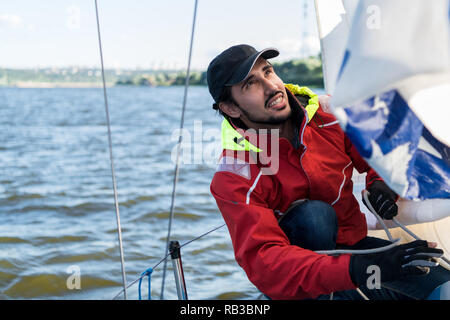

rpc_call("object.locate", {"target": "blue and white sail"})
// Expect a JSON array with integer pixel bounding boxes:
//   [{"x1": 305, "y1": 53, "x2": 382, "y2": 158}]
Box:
[{"x1": 316, "y1": 0, "x2": 450, "y2": 200}]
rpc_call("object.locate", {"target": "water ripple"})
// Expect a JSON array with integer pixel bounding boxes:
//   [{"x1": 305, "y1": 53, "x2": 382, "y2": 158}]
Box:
[{"x1": 0, "y1": 86, "x2": 287, "y2": 299}]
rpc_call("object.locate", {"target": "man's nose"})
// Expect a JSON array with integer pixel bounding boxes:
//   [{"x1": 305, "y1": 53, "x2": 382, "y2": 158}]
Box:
[{"x1": 261, "y1": 77, "x2": 278, "y2": 93}]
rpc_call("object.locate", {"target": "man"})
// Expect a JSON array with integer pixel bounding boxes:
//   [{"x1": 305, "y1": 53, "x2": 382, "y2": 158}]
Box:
[{"x1": 207, "y1": 44, "x2": 449, "y2": 300}]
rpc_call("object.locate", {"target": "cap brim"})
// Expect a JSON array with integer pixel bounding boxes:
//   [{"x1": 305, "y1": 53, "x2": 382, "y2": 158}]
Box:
[{"x1": 225, "y1": 48, "x2": 279, "y2": 86}]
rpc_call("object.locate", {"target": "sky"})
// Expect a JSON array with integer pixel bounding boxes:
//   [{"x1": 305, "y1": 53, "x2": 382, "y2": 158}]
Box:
[{"x1": 0, "y1": 0, "x2": 320, "y2": 70}]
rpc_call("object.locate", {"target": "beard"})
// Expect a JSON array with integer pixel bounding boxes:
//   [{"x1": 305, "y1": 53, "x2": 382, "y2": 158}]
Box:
[
  {"x1": 239, "y1": 90, "x2": 291, "y2": 125},
  {"x1": 239, "y1": 106, "x2": 292, "y2": 125}
]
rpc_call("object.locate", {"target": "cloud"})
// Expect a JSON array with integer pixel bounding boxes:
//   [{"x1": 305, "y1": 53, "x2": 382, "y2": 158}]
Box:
[{"x1": 0, "y1": 14, "x2": 24, "y2": 29}]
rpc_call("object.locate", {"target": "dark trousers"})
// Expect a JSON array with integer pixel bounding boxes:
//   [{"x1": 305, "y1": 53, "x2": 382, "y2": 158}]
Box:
[{"x1": 278, "y1": 200, "x2": 450, "y2": 300}]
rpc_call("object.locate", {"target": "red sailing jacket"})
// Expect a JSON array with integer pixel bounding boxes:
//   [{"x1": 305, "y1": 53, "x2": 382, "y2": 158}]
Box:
[{"x1": 210, "y1": 85, "x2": 382, "y2": 299}]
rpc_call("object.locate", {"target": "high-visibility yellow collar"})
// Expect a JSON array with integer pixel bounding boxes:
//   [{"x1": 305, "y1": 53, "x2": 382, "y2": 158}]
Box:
[
  {"x1": 284, "y1": 84, "x2": 319, "y2": 123},
  {"x1": 221, "y1": 84, "x2": 319, "y2": 151}
]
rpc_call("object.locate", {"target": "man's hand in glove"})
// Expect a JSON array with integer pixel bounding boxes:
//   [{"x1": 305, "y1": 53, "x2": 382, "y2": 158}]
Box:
[
  {"x1": 363, "y1": 180, "x2": 398, "y2": 220},
  {"x1": 349, "y1": 240, "x2": 443, "y2": 287}
]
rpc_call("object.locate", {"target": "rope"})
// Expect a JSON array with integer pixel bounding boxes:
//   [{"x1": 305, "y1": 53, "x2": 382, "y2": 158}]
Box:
[
  {"x1": 392, "y1": 217, "x2": 450, "y2": 266},
  {"x1": 315, "y1": 239, "x2": 401, "y2": 255},
  {"x1": 94, "y1": 0, "x2": 128, "y2": 299},
  {"x1": 159, "y1": 0, "x2": 199, "y2": 300},
  {"x1": 362, "y1": 190, "x2": 395, "y2": 242},
  {"x1": 316, "y1": 190, "x2": 401, "y2": 255},
  {"x1": 111, "y1": 223, "x2": 225, "y2": 300},
  {"x1": 138, "y1": 268, "x2": 153, "y2": 300},
  {"x1": 356, "y1": 288, "x2": 369, "y2": 300},
  {"x1": 364, "y1": 190, "x2": 450, "y2": 266}
]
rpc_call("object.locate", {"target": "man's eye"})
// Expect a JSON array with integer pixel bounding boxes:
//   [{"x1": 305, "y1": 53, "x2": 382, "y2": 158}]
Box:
[
  {"x1": 245, "y1": 80, "x2": 255, "y2": 88},
  {"x1": 265, "y1": 68, "x2": 273, "y2": 75}
]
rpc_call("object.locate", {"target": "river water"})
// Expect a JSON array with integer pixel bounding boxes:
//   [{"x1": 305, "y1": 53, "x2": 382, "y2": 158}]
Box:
[{"x1": 1, "y1": 85, "x2": 368, "y2": 300}]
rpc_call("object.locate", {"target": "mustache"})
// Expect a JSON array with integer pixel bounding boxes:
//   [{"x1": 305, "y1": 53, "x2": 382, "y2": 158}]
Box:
[{"x1": 265, "y1": 91, "x2": 284, "y2": 107}]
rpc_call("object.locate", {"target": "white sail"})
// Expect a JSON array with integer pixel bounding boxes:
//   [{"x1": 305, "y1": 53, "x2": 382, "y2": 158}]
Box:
[
  {"x1": 317, "y1": 0, "x2": 449, "y2": 200},
  {"x1": 314, "y1": 0, "x2": 450, "y2": 262},
  {"x1": 314, "y1": 0, "x2": 358, "y2": 94}
]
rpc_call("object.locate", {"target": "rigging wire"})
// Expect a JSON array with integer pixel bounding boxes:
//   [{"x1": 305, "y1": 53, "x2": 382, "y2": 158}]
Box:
[
  {"x1": 94, "y1": 0, "x2": 449, "y2": 301},
  {"x1": 94, "y1": 0, "x2": 128, "y2": 299},
  {"x1": 159, "y1": 0, "x2": 199, "y2": 300},
  {"x1": 112, "y1": 223, "x2": 226, "y2": 300}
]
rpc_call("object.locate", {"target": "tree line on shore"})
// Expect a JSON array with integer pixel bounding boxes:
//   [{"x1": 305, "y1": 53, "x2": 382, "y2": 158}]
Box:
[
  {"x1": 0, "y1": 55, "x2": 323, "y2": 88},
  {"x1": 115, "y1": 55, "x2": 324, "y2": 88}
]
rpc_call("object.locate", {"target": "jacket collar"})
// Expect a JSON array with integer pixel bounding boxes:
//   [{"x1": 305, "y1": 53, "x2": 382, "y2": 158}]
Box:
[{"x1": 221, "y1": 84, "x2": 319, "y2": 152}]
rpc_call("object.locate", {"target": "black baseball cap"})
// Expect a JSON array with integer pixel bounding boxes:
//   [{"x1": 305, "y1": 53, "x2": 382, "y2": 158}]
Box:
[{"x1": 207, "y1": 44, "x2": 279, "y2": 109}]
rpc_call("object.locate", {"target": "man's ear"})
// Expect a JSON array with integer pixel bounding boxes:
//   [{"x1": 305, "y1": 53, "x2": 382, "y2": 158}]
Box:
[{"x1": 218, "y1": 101, "x2": 241, "y2": 118}]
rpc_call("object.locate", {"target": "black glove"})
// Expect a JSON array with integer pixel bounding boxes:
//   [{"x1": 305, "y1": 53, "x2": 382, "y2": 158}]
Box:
[
  {"x1": 363, "y1": 180, "x2": 398, "y2": 219},
  {"x1": 349, "y1": 240, "x2": 443, "y2": 286}
]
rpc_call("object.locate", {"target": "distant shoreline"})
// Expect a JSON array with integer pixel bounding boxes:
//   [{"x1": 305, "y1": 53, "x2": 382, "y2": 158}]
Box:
[
  {"x1": 1, "y1": 81, "x2": 209, "y2": 88},
  {"x1": 0, "y1": 56, "x2": 324, "y2": 89},
  {"x1": 0, "y1": 82, "x2": 201, "y2": 88},
  {"x1": 1, "y1": 83, "x2": 324, "y2": 89},
  {"x1": 8, "y1": 82, "x2": 113, "y2": 88}
]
